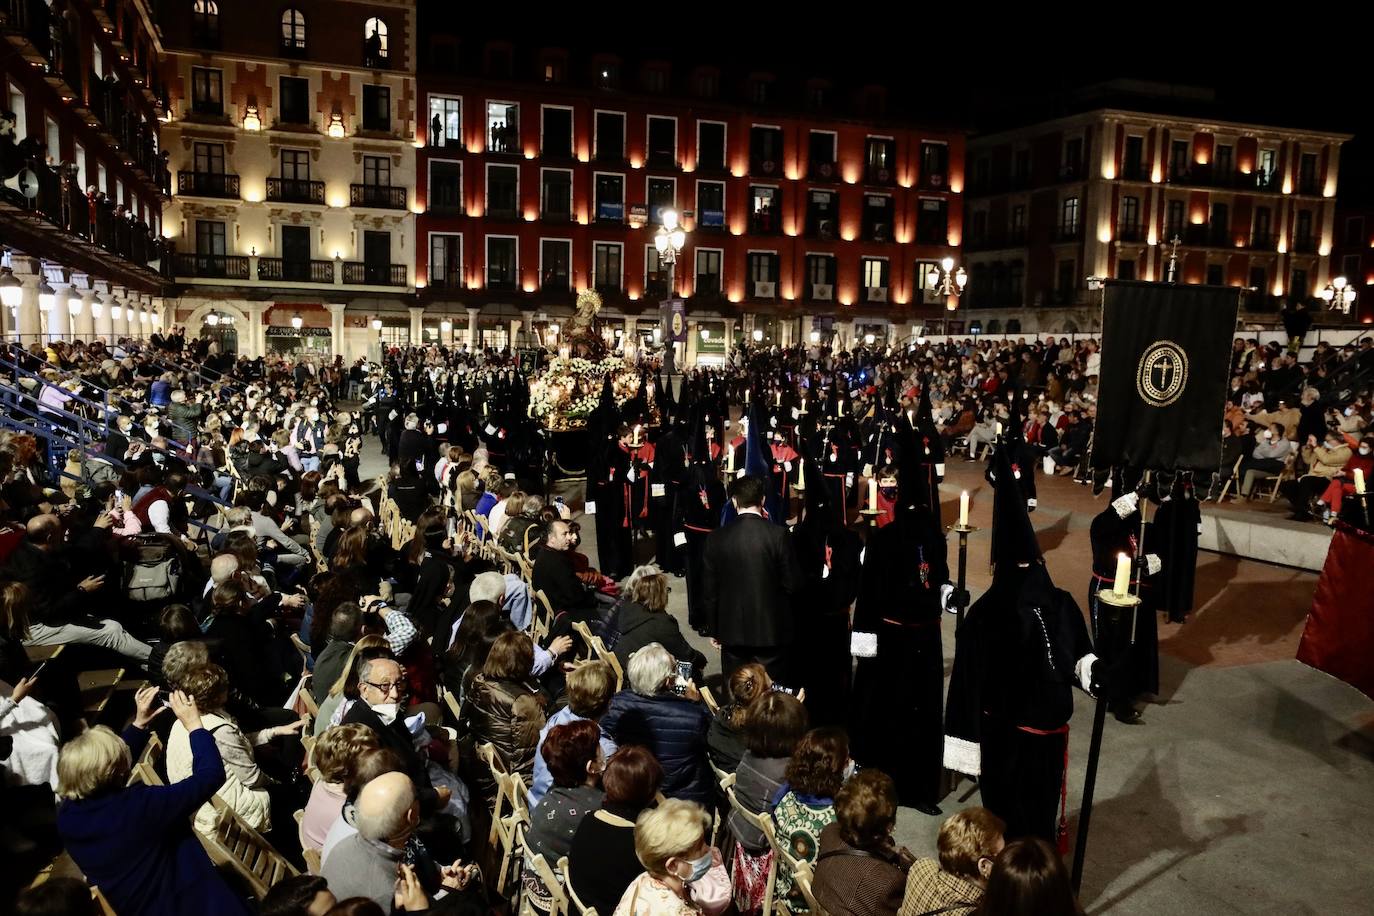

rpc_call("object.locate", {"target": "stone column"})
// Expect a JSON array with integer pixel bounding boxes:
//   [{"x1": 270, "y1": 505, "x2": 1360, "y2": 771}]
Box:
[
  {"x1": 47, "y1": 280, "x2": 72, "y2": 342},
  {"x1": 799, "y1": 314, "x2": 814, "y2": 347},
  {"x1": 466, "y1": 307, "x2": 479, "y2": 348},
  {"x1": 94, "y1": 281, "x2": 114, "y2": 344},
  {"x1": 722, "y1": 318, "x2": 735, "y2": 362},
  {"x1": 409, "y1": 305, "x2": 425, "y2": 347},
  {"x1": 12, "y1": 257, "x2": 42, "y2": 346},
  {"x1": 77, "y1": 285, "x2": 98, "y2": 340},
  {"x1": 328, "y1": 303, "x2": 347, "y2": 360},
  {"x1": 245, "y1": 302, "x2": 267, "y2": 358},
  {"x1": 522, "y1": 310, "x2": 536, "y2": 347}
]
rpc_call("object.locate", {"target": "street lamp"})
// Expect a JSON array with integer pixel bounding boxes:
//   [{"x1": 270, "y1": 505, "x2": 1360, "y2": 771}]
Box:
[
  {"x1": 206, "y1": 312, "x2": 220, "y2": 327},
  {"x1": 291, "y1": 312, "x2": 304, "y2": 330},
  {"x1": 654, "y1": 208, "x2": 688, "y2": 296},
  {"x1": 926, "y1": 256, "x2": 968, "y2": 311},
  {"x1": 752, "y1": 328, "x2": 763, "y2": 342},
  {"x1": 371, "y1": 317, "x2": 383, "y2": 331},
  {"x1": 1320, "y1": 275, "x2": 1357, "y2": 314},
  {"x1": 37, "y1": 279, "x2": 55, "y2": 311},
  {"x1": 0, "y1": 267, "x2": 21, "y2": 309}
]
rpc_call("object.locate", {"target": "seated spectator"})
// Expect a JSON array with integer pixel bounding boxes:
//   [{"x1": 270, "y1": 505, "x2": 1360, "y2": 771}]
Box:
[
  {"x1": 0, "y1": 671, "x2": 60, "y2": 790},
  {"x1": 315, "y1": 636, "x2": 388, "y2": 736},
  {"x1": 459, "y1": 630, "x2": 547, "y2": 795},
  {"x1": 601, "y1": 643, "x2": 713, "y2": 806},
  {"x1": 491, "y1": 487, "x2": 524, "y2": 542},
  {"x1": 611, "y1": 798, "x2": 729, "y2": 916},
  {"x1": 259, "y1": 874, "x2": 336, "y2": 916},
  {"x1": 608, "y1": 564, "x2": 707, "y2": 678},
  {"x1": 301, "y1": 724, "x2": 379, "y2": 853},
  {"x1": 530, "y1": 660, "x2": 619, "y2": 809},
  {"x1": 813, "y1": 770, "x2": 913, "y2": 916},
  {"x1": 319, "y1": 746, "x2": 405, "y2": 864},
  {"x1": 466, "y1": 568, "x2": 534, "y2": 634},
  {"x1": 532, "y1": 520, "x2": 599, "y2": 623},
  {"x1": 568, "y1": 746, "x2": 665, "y2": 914},
  {"x1": 1316, "y1": 435, "x2": 1374, "y2": 522},
  {"x1": 1237, "y1": 423, "x2": 1295, "y2": 498},
  {"x1": 522, "y1": 720, "x2": 608, "y2": 910},
  {"x1": 899, "y1": 807, "x2": 1005, "y2": 916},
  {"x1": 772, "y1": 727, "x2": 850, "y2": 912},
  {"x1": 1285, "y1": 430, "x2": 1353, "y2": 520},
  {"x1": 56, "y1": 687, "x2": 254, "y2": 916},
  {"x1": 205, "y1": 578, "x2": 293, "y2": 706},
  {"x1": 974, "y1": 837, "x2": 1083, "y2": 916},
  {"x1": 706, "y1": 663, "x2": 771, "y2": 774}
]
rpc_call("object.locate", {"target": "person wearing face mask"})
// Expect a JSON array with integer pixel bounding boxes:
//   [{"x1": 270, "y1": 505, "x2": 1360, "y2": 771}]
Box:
[
  {"x1": 613, "y1": 798, "x2": 729, "y2": 916},
  {"x1": 898, "y1": 807, "x2": 1006, "y2": 916},
  {"x1": 1284, "y1": 430, "x2": 1353, "y2": 521},
  {"x1": 1313, "y1": 436, "x2": 1374, "y2": 524}
]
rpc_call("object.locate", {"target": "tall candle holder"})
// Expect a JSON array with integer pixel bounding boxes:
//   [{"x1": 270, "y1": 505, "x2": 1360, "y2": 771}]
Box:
[{"x1": 946, "y1": 521, "x2": 980, "y2": 624}]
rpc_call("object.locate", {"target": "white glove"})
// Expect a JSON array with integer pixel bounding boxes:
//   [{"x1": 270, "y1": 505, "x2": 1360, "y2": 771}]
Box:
[
  {"x1": 850, "y1": 631, "x2": 877, "y2": 658},
  {"x1": 1111, "y1": 492, "x2": 1139, "y2": 519},
  {"x1": 935, "y1": 463, "x2": 946, "y2": 478},
  {"x1": 1145, "y1": 553, "x2": 1162, "y2": 576},
  {"x1": 940, "y1": 583, "x2": 955, "y2": 613},
  {"x1": 1075, "y1": 652, "x2": 1099, "y2": 694}
]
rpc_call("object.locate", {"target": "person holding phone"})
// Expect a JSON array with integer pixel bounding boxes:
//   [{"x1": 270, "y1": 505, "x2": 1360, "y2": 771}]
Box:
[{"x1": 0, "y1": 669, "x2": 60, "y2": 789}]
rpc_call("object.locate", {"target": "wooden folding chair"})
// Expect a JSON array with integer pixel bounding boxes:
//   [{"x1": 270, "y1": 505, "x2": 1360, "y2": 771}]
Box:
[
  {"x1": 724, "y1": 776, "x2": 779, "y2": 916},
  {"x1": 289, "y1": 634, "x2": 312, "y2": 674},
  {"x1": 526, "y1": 853, "x2": 570, "y2": 916},
  {"x1": 293, "y1": 809, "x2": 323, "y2": 874},
  {"x1": 765, "y1": 803, "x2": 813, "y2": 916},
  {"x1": 569, "y1": 620, "x2": 598, "y2": 662},
  {"x1": 1265, "y1": 454, "x2": 1297, "y2": 503},
  {"x1": 559, "y1": 855, "x2": 598, "y2": 916},
  {"x1": 491, "y1": 769, "x2": 530, "y2": 897},
  {"x1": 296, "y1": 675, "x2": 320, "y2": 718},
  {"x1": 25, "y1": 643, "x2": 63, "y2": 664},
  {"x1": 91, "y1": 886, "x2": 118, "y2": 916},
  {"x1": 127, "y1": 731, "x2": 165, "y2": 786},
  {"x1": 78, "y1": 668, "x2": 125, "y2": 719},
  {"x1": 792, "y1": 860, "x2": 828, "y2": 916},
  {"x1": 198, "y1": 796, "x2": 299, "y2": 898},
  {"x1": 1215, "y1": 454, "x2": 1245, "y2": 501},
  {"x1": 700, "y1": 685, "x2": 721, "y2": 718}
]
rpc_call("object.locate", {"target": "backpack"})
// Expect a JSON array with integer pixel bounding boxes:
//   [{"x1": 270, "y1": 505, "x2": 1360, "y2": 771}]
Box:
[{"x1": 124, "y1": 534, "x2": 182, "y2": 602}]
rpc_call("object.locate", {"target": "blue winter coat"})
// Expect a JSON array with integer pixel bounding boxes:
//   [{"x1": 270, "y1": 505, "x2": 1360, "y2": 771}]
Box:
[{"x1": 600, "y1": 689, "x2": 713, "y2": 805}]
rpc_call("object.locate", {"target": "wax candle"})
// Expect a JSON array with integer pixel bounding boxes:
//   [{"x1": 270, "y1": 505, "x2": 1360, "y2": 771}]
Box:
[
  {"x1": 777, "y1": 391, "x2": 782, "y2": 407},
  {"x1": 1113, "y1": 552, "x2": 1131, "y2": 596},
  {"x1": 959, "y1": 491, "x2": 969, "y2": 527},
  {"x1": 868, "y1": 478, "x2": 879, "y2": 511},
  {"x1": 726, "y1": 446, "x2": 735, "y2": 474},
  {"x1": 1357, "y1": 468, "x2": 1367, "y2": 495},
  {"x1": 797, "y1": 457, "x2": 806, "y2": 488},
  {"x1": 995, "y1": 421, "x2": 1003, "y2": 437},
  {"x1": 838, "y1": 400, "x2": 845, "y2": 416},
  {"x1": 745, "y1": 388, "x2": 750, "y2": 404},
  {"x1": 633, "y1": 424, "x2": 641, "y2": 445},
  {"x1": 908, "y1": 409, "x2": 916, "y2": 427}
]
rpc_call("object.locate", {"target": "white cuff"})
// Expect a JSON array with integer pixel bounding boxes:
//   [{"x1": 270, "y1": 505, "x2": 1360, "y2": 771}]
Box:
[
  {"x1": 940, "y1": 583, "x2": 954, "y2": 612},
  {"x1": 943, "y1": 736, "x2": 981, "y2": 776},
  {"x1": 1112, "y1": 492, "x2": 1139, "y2": 519},
  {"x1": 935, "y1": 463, "x2": 946, "y2": 478},
  {"x1": 850, "y1": 631, "x2": 877, "y2": 658},
  {"x1": 1145, "y1": 553, "x2": 1162, "y2": 576},
  {"x1": 1026, "y1": 497, "x2": 1037, "y2": 510},
  {"x1": 1075, "y1": 652, "x2": 1099, "y2": 693}
]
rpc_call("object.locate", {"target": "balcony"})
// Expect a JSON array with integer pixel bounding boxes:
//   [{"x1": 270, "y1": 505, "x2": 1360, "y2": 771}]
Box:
[
  {"x1": 1117, "y1": 224, "x2": 1144, "y2": 243},
  {"x1": 808, "y1": 161, "x2": 839, "y2": 181},
  {"x1": 350, "y1": 184, "x2": 407, "y2": 210},
  {"x1": 280, "y1": 36, "x2": 306, "y2": 58},
  {"x1": 917, "y1": 173, "x2": 950, "y2": 192},
  {"x1": 1297, "y1": 178, "x2": 1321, "y2": 196},
  {"x1": 1120, "y1": 163, "x2": 1150, "y2": 182},
  {"x1": 342, "y1": 262, "x2": 407, "y2": 286},
  {"x1": 363, "y1": 43, "x2": 390, "y2": 70},
  {"x1": 1250, "y1": 232, "x2": 1275, "y2": 249},
  {"x1": 428, "y1": 268, "x2": 464, "y2": 291},
  {"x1": 266, "y1": 178, "x2": 325, "y2": 205},
  {"x1": 1058, "y1": 163, "x2": 1084, "y2": 182},
  {"x1": 595, "y1": 200, "x2": 625, "y2": 224},
  {"x1": 1056, "y1": 225, "x2": 1082, "y2": 242},
  {"x1": 695, "y1": 276, "x2": 722, "y2": 296},
  {"x1": 1293, "y1": 236, "x2": 1317, "y2": 254},
  {"x1": 864, "y1": 165, "x2": 896, "y2": 186},
  {"x1": 178, "y1": 172, "x2": 240, "y2": 199},
  {"x1": 257, "y1": 258, "x2": 335, "y2": 283},
  {"x1": 540, "y1": 206, "x2": 572, "y2": 223},
  {"x1": 749, "y1": 211, "x2": 780, "y2": 235},
  {"x1": 807, "y1": 282, "x2": 835, "y2": 302},
  {"x1": 175, "y1": 253, "x2": 250, "y2": 280}
]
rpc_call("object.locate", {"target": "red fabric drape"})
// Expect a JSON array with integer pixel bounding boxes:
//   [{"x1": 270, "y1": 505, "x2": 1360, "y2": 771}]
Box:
[{"x1": 1298, "y1": 522, "x2": 1374, "y2": 701}]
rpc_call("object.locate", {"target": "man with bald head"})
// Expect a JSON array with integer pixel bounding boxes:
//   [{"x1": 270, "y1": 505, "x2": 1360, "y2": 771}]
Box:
[{"x1": 4, "y1": 514, "x2": 153, "y2": 663}]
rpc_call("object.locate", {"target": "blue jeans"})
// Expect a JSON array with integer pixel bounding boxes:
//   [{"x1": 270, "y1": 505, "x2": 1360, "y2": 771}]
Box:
[{"x1": 212, "y1": 474, "x2": 233, "y2": 501}]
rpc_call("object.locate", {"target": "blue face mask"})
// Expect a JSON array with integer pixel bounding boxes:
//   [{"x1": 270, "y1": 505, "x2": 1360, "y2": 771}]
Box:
[{"x1": 679, "y1": 850, "x2": 713, "y2": 884}]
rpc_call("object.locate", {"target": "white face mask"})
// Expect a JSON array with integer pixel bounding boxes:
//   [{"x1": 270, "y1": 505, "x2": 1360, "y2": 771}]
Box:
[
  {"x1": 1361, "y1": 447, "x2": 1371, "y2": 456},
  {"x1": 371, "y1": 701, "x2": 400, "y2": 725},
  {"x1": 1345, "y1": 408, "x2": 1355, "y2": 417}
]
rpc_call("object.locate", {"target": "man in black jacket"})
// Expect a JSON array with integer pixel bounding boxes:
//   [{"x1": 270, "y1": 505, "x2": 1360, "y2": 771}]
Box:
[
  {"x1": 700, "y1": 475, "x2": 802, "y2": 681},
  {"x1": 532, "y1": 520, "x2": 597, "y2": 619}
]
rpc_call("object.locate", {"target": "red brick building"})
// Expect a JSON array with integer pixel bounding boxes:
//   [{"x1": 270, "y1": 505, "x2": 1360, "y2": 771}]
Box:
[{"x1": 414, "y1": 41, "x2": 965, "y2": 352}]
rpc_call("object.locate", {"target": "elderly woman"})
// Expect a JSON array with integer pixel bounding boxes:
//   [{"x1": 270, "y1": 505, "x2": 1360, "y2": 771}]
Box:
[
  {"x1": 612, "y1": 799, "x2": 729, "y2": 916},
  {"x1": 522, "y1": 720, "x2": 608, "y2": 910},
  {"x1": 300, "y1": 723, "x2": 380, "y2": 853},
  {"x1": 813, "y1": 770, "x2": 914, "y2": 916},
  {"x1": 56, "y1": 687, "x2": 253, "y2": 916},
  {"x1": 609, "y1": 565, "x2": 707, "y2": 677},
  {"x1": 569, "y1": 746, "x2": 664, "y2": 914},
  {"x1": 601, "y1": 643, "x2": 713, "y2": 806},
  {"x1": 460, "y1": 630, "x2": 547, "y2": 796},
  {"x1": 165, "y1": 663, "x2": 307, "y2": 837},
  {"x1": 899, "y1": 807, "x2": 1005, "y2": 916}
]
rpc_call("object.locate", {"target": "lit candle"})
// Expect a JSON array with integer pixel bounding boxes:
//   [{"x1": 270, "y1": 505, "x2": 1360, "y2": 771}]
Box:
[
  {"x1": 797, "y1": 457, "x2": 806, "y2": 488},
  {"x1": 908, "y1": 409, "x2": 916, "y2": 427},
  {"x1": 868, "y1": 477, "x2": 879, "y2": 511},
  {"x1": 745, "y1": 388, "x2": 751, "y2": 404},
  {"x1": 1357, "y1": 468, "x2": 1367, "y2": 495},
  {"x1": 776, "y1": 391, "x2": 782, "y2": 407},
  {"x1": 726, "y1": 445, "x2": 735, "y2": 475},
  {"x1": 838, "y1": 400, "x2": 845, "y2": 416},
  {"x1": 633, "y1": 424, "x2": 642, "y2": 445},
  {"x1": 959, "y1": 491, "x2": 969, "y2": 527},
  {"x1": 1113, "y1": 552, "x2": 1131, "y2": 597},
  {"x1": 995, "y1": 421, "x2": 1003, "y2": 437}
]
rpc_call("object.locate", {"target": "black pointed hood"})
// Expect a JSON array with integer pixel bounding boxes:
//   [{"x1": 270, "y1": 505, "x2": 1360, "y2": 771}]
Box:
[{"x1": 989, "y1": 442, "x2": 1041, "y2": 571}]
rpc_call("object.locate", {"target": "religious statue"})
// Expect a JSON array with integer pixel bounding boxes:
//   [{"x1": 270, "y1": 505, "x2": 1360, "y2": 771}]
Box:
[{"x1": 567, "y1": 289, "x2": 607, "y2": 359}]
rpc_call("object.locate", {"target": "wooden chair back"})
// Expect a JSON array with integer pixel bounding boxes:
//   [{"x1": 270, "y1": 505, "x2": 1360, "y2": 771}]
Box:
[
  {"x1": 724, "y1": 778, "x2": 778, "y2": 916},
  {"x1": 198, "y1": 795, "x2": 299, "y2": 898},
  {"x1": 792, "y1": 860, "x2": 828, "y2": 916},
  {"x1": 559, "y1": 855, "x2": 598, "y2": 916},
  {"x1": 528, "y1": 853, "x2": 569, "y2": 916}
]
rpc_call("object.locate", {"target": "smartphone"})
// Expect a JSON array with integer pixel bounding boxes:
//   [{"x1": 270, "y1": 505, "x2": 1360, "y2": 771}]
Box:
[
  {"x1": 771, "y1": 683, "x2": 796, "y2": 696},
  {"x1": 674, "y1": 660, "x2": 693, "y2": 683},
  {"x1": 30, "y1": 660, "x2": 48, "y2": 679}
]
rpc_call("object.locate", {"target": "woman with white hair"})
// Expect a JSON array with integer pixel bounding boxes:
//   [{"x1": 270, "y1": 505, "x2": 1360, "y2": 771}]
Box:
[
  {"x1": 612, "y1": 799, "x2": 729, "y2": 916},
  {"x1": 600, "y1": 643, "x2": 713, "y2": 806},
  {"x1": 607, "y1": 564, "x2": 706, "y2": 677}
]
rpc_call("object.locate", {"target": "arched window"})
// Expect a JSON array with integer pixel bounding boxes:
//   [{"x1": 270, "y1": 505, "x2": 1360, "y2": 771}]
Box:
[
  {"x1": 192, "y1": 0, "x2": 219, "y2": 43},
  {"x1": 362, "y1": 17, "x2": 388, "y2": 67},
  {"x1": 280, "y1": 8, "x2": 306, "y2": 52}
]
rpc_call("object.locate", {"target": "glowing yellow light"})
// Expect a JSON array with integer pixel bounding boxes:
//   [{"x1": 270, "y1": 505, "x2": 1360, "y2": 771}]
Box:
[
  {"x1": 242, "y1": 188, "x2": 262, "y2": 203},
  {"x1": 1272, "y1": 281, "x2": 1285, "y2": 296},
  {"x1": 525, "y1": 150, "x2": 536, "y2": 160},
  {"x1": 1147, "y1": 229, "x2": 1158, "y2": 246},
  {"x1": 523, "y1": 282, "x2": 536, "y2": 292},
  {"x1": 841, "y1": 230, "x2": 856, "y2": 242},
  {"x1": 1320, "y1": 243, "x2": 1332, "y2": 257},
  {"x1": 728, "y1": 293, "x2": 740, "y2": 303},
  {"x1": 242, "y1": 105, "x2": 261, "y2": 132},
  {"x1": 1190, "y1": 213, "x2": 1205, "y2": 225},
  {"x1": 630, "y1": 156, "x2": 643, "y2": 169},
  {"x1": 410, "y1": 203, "x2": 424, "y2": 214},
  {"x1": 1099, "y1": 228, "x2": 1113, "y2": 243},
  {"x1": 628, "y1": 291, "x2": 639, "y2": 300},
  {"x1": 1195, "y1": 151, "x2": 1210, "y2": 165},
  {"x1": 327, "y1": 114, "x2": 345, "y2": 139},
  {"x1": 1283, "y1": 177, "x2": 1292, "y2": 194},
  {"x1": 1277, "y1": 240, "x2": 1288, "y2": 254},
  {"x1": 524, "y1": 210, "x2": 537, "y2": 222},
  {"x1": 329, "y1": 195, "x2": 346, "y2": 208},
  {"x1": 1151, "y1": 165, "x2": 1162, "y2": 183},
  {"x1": 1102, "y1": 164, "x2": 1116, "y2": 180},
  {"x1": 949, "y1": 178, "x2": 963, "y2": 194},
  {"x1": 415, "y1": 279, "x2": 427, "y2": 289},
  {"x1": 898, "y1": 177, "x2": 912, "y2": 189},
  {"x1": 731, "y1": 167, "x2": 745, "y2": 178},
  {"x1": 412, "y1": 139, "x2": 424, "y2": 149}
]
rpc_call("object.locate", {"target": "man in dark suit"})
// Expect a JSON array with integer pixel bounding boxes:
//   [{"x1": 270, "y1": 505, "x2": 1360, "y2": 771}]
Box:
[
  {"x1": 700, "y1": 475, "x2": 802, "y2": 682},
  {"x1": 532, "y1": 519, "x2": 597, "y2": 617}
]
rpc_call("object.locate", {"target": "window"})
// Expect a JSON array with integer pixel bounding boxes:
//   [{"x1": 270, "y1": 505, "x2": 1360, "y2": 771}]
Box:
[
  {"x1": 862, "y1": 258, "x2": 889, "y2": 298},
  {"x1": 1202, "y1": 264, "x2": 1222, "y2": 286},
  {"x1": 695, "y1": 248, "x2": 722, "y2": 293},
  {"x1": 195, "y1": 219, "x2": 226, "y2": 255},
  {"x1": 1060, "y1": 197, "x2": 1080, "y2": 237},
  {"x1": 280, "y1": 8, "x2": 305, "y2": 53},
  {"x1": 647, "y1": 116, "x2": 676, "y2": 167},
  {"x1": 1123, "y1": 135, "x2": 1145, "y2": 179},
  {"x1": 1291, "y1": 268, "x2": 1309, "y2": 299},
  {"x1": 865, "y1": 136, "x2": 896, "y2": 183},
  {"x1": 595, "y1": 173, "x2": 624, "y2": 222},
  {"x1": 1057, "y1": 259, "x2": 1077, "y2": 303},
  {"x1": 594, "y1": 242, "x2": 623, "y2": 291},
  {"x1": 645, "y1": 246, "x2": 667, "y2": 297},
  {"x1": 806, "y1": 190, "x2": 836, "y2": 239},
  {"x1": 748, "y1": 252, "x2": 778, "y2": 291},
  {"x1": 1344, "y1": 216, "x2": 1364, "y2": 247},
  {"x1": 542, "y1": 60, "x2": 565, "y2": 84},
  {"x1": 643, "y1": 69, "x2": 667, "y2": 93},
  {"x1": 750, "y1": 186, "x2": 778, "y2": 234},
  {"x1": 1014, "y1": 149, "x2": 1031, "y2": 182},
  {"x1": 486, "y1": 164, "x2": 518, "y2": 218},
  {"x1": 193, "y1": 141, "x2": 225, "y2": 175},
  {"x1": 1253, "y1": 207, "x2": 1272, "y2": 246},
  {"x1": 917, "y1": 198, "x2": 948, "y2": 245},
  {"x1": 1342, "y1": 254, "x2": 1360, "y2": 282},
  {"x1": 429, "y1": 160, "x2": 463, "y2": 214},
  {"x1": 807, "y1": 85, "x2": 827, "y2": 109},
  {"x1": 806, "y1": 254, "x2": 835, "y2": 298},
  {"x1": 429, "y1": 234, "x2": 462, "y2": 289},
  {"x1": 363, "y1": 17, "x2": 388, "y2": 67},
  {"x1": 540, "y1": 169, "x2": 571, "y2": 219},
  {"x1": 749, "y1": 79, "x2": 770, "y2": 104},
  {"x1": 1170, "y1": 139, "x2": 1189, "y2": 178},
  {"x1": 1009, "y1": 262, "x2": 1024, "y2": 303},
  {"x1": 694, "y1": 70, "x2": 718, "y2": 98},
  {"x1": 916, "y1": 260, "x2": 941, "y2": 304},
  {"x1": 1299, "y1": 152, "x2": 1319, "y2": 192},
  {"x1": 1258, "y1": 148, "x2": 1277, "y2": 187},
  {"x1": 647, "y1": 178, "x2": 675, "y2": 223},
  {"x1": 540, "y1": 239, "x2": 571, "y2": 289},
  {"x1": 920, "y1": 142, "x2": 949, "y2": 188},
  {"x1": 1249, "y1": 266, "x2": 1267, "y2": 292},
  {"x1": 1120, "y1": 196, "x2": 1140, "y2": 238},
  {"x1": 1296, "y1": 210, "x2": 1314, "y2": 250},
  {"x1": 808, "y1": 131, "x2": 837, "y2": 177},
  {"x1": 73, "y1": 141, "x2": 85, "y2": 189},
  {"x1": 192, "y1": 0, "x2": 219, "y2": 43},
  {"x1": 541, "y1": 106, "x2": 573, "y2": 158},
  {"x1": 486, "y1": 47, "x2": 511, "y2": 79},
  {"x1": 696, "y1": 181, "x2": 725, "y2": 228},
  {"x1": 1215, "y1": 144, "x2": 1233, "y2": 178},
  {"x1": 360, "y1": 157, "x2": 390, "y2": 190},
  {"x1": 1063, "y1": 137, "x2": 1083, "y2": 177},
  {"x1": 486, "y1": 236, "x2": 517, "y2": 289},
  {"x1": 697, "y1": 121, "x2": 726, "y2": 172},
  {"x1": 486, "y1": 101, "x2": 519, "y2": 154},
  {"x1": 596, "y1": 63, "x2": 619, "y2": 89},
  {"x1": 972, "y1": 157, "x2": 989, "y2": 190},
  {"x1": 749, "y1": 126, "x2": 783, "y2": 175},
  {"x1": 45, "y1": 117, "x2": 58, "y2": 162},
  {"x1": 1210, "y1": 203, "x2": 1229, "y2": 243},
  {"x1": 191, "y1": 67, "x2": 223, "y2": 115},
  {"x1": 280, "y1": 148, "x2": 309, "y2": 180},
  {"x1": 428, "y1": 95, "x2": 461, "y2": 148},
  {"x1": 970, "y1": 210, "x2": 987, "y2": 244},
  {"x1": 361, "y1": 85, "x2": 390, "y2": 133},
  {"x1": 595, "y1": 111, "x2": 625, "y2": 162},
  {"x1": 1166, "y1": 199, "x2": 1185, "y2": 238},
  {"x1": 863, "y1": 194, "x2": 894, "y2": 242},
  {"x1": 279, "y1": 76, "x2": 309, "y2": 124},
  {"x1": 1010, "y1": 204, "x2": 1026, "y2": 240}
]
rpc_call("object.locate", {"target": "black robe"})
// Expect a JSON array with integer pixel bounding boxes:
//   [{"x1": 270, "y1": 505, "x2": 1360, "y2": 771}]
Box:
[
  {"x1": 790, "y1": 517, "x2": 862, "y2": 728},
  {"x1": 944, "y1": 564, "x2": 1093, "y2": 844},
  {"x1": 1087, "y1": 505, "x2": 1159, "y2": 701},
  {"x1": 1150, "y1": 496, "x2": 1201, "y2": 623},
  {"x1": 850, "y1": 507, "x2": 948, "y2": 805},
  {"x1": 676, "y1": 461, "x2": 725, "y2": 631}
]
